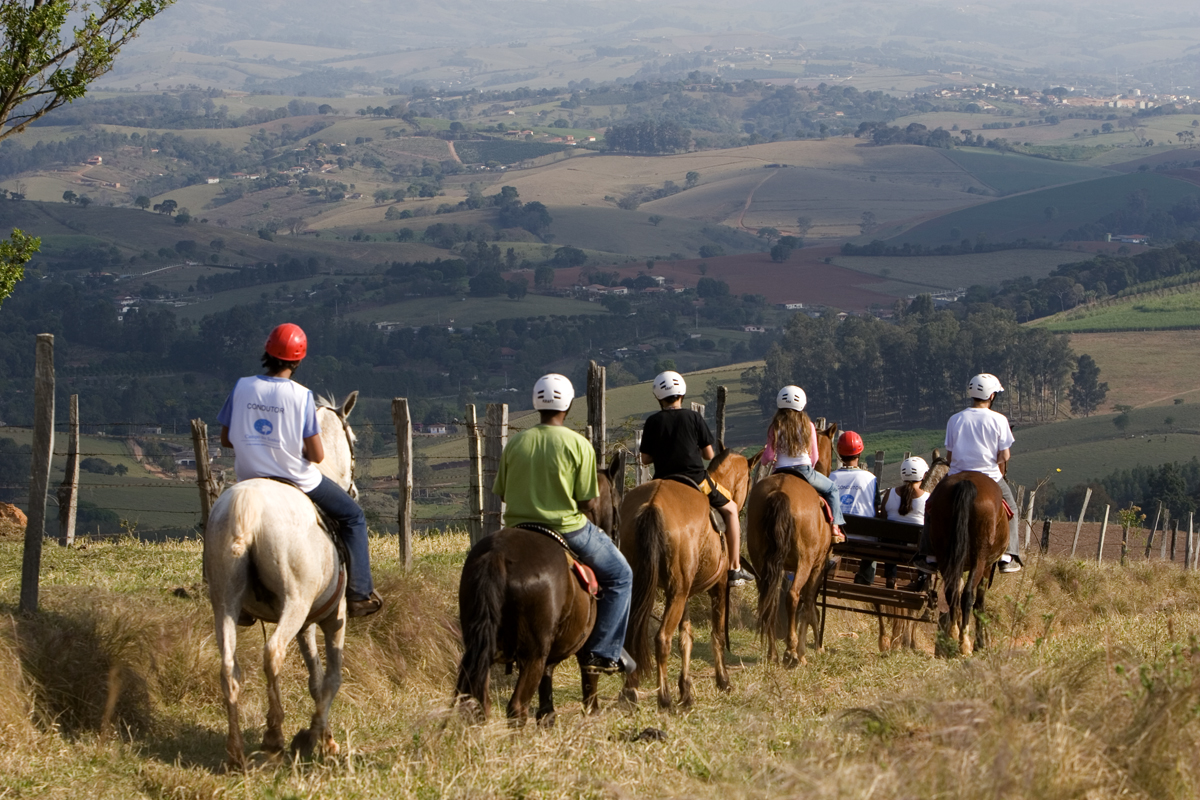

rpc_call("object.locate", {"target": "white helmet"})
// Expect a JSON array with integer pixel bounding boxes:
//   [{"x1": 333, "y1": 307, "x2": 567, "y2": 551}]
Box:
[
  {"x1": 533, "y1": 373, "x2": 574, "y2": 411},
  {"x1": 652, "y1": 371, "x2": 687, "y2": 400},
  {"x1": 776, "y1": 385, "x2": 807, "y2": 411},
  {"x1": 967, "y1": 373, "x2": 1004, "y2": 400},
  {"x1": 900, "y1": 456, "x2": 929, "y2": 481}
]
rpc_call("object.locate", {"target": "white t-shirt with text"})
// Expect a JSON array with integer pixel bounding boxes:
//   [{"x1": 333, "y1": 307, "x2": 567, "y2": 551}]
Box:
[
  {"x1": 831, "y1": 467, "x2": 877, "y2": 517},
  {"x1": 944, "y1": 406, "x2": 1014, "y2": 481},
  {"x1": 217, "y1": 375, "x2": 323, "y2": 492}
]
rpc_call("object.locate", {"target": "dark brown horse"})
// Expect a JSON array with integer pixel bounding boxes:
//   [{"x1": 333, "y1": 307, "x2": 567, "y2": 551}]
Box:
[
  {"x1": 924, "y1": 470, "x2": 1008, "y2": 656},
  {"x1": 453, "y1": 460, "x2": 621, "y2": 725},
  {"x1": 619, "y1": 447, "x2": 750, "y2": 708},
  {"x1": 746, "y1": 423, "x2": 837, "y2": 667}
]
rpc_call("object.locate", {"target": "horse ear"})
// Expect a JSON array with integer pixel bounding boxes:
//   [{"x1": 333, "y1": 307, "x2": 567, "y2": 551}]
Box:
[
  {"x1": 341, "y1": 390, "x2": 359, "y2": 419},
  {"x1": 716, "y1": 439, "x2": 726, "y2": 455},
  {"x1": 748, "y1": 449, "x2": 763, "y2": 469},
  {"x1": 826, "y1": 422, "x2": 838, "y2": 438},
  {"x1": 931, "y1": 448, "x2": 941, "y2": 461}
]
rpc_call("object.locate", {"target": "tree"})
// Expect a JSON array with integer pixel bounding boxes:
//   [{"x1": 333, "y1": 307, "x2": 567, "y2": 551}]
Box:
[
  {"x1": 770, "y1": 242, "x2": 793, "y2": 262},
  {"x1": 156, "y1": 198, "x2": 177, "y2": 215},
  {"x1": 648, "y1": 214, "x2": 664, "y2": 227},
  {"x1": 1113, "y1": 413, "x2": 1131, "y2": 432},
  {"x1": 505, "y1": 276, "x2": 528, "y2": 300},
  {"x1": 698, "y1": 244, "x2": 724, "y2": 258},
  {"x1": 860, "y1": 211, "x2": 877, "y2": 235},
  {"x1": 534, "y1": 265, "x2": 555, "y2": 288},
  {"x1": 795, "y1": 216, "x2": 813, "y2": 236},
  {"x1": 685, "y1": 171, "x2": 700, "y2": 188},
  {"x1": 0, "y1": 229, "x2": 39, "y2": 308},
  {"x1": 61, "y1": 189, "x2": 76, "y2": 204},
  {"x1": 1069, "y1": 354, "x2": 1108, "y2": 416},
  {"x1": 134, "y1": 194, "x2": 150, "y2": 210}
]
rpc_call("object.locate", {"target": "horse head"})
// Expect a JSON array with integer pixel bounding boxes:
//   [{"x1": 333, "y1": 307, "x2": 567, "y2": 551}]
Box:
[
  {"x1": 815, "y1": 422, "x2": 838, "y2": 477},
  {"x1": 921, "y1": 448, "x2": 950, "y2": 493},
  {"x1": 587, "y1": 454, "x2": 624, "y2": 542},
  {"x1": 316, "y1": 391, "x2": 359, "y2": 498},
  {"x1": 708, "y1": 444, "x2": 751, "y2": 510}
]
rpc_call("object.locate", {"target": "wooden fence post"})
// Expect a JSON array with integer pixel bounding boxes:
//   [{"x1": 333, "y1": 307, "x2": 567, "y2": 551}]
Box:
[
  {"x1": 482, "y1": 403, "x2": 508, "y2": 539},
  {"x1": 391, "y1": 398, "x2": 413, "y2": 571},
  {"x1": 634, "y1": 430, "x2": 648, "y2": 485},
  {"x1": 587, "y1": 360, "x2": 606, "y2": 461},
  {"x1": 1014, "y1": 484, "x2": 1025, "y2": 535},
  {"x1": 465, "y1": 404, "x2": 484, "y2": 546},
  {"x1": 715, "y1": 385, "x2": 727, "y2": 446},
  {"x1": 1097, "y1": 504, "x2": 1110, "y2": 565},
  {"x1": 190, "y1": 419, "x2": 218, "y2": 532},
  {"x1": 1070, "y1": 487, "x2": 1092, "y2": 558},
  {"x1": 1145, "y1": 502, "x2": 1162, "y2": 559},
  {"x1": 1160, "y1": 509, "x2": 1171, "y2": 560},
  {"x1": 1121, "y1": 522, "x2": 1130, "y2": 566},
  {"x1": 1169, "y1": 520, "x2": 1179, "y2": 562},
  {"x1": 691, "y1": 402, "x2": 706, "y2": 418},
  {"x1": 56, "y1": 394, "x2": 80, "y2": 547},
  {"x1": 1040, "y1": 518, "x2": 1051, "y2": 555},
  {"x1": 1024, "y1": 490, "x2": 1037, "y2": 550},
  {"x1": 1188, "y1": 512, "x2": 1196, "y2": 571},
  {"x1": 872, "y1": 450, "x2": 885, "y2": 484},
  {"x1": 20, "y1": 334, "x2": 55, "y2": 614}
]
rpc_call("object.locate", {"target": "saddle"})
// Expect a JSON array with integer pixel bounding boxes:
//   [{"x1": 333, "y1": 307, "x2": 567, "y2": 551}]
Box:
[
  {"x1": 773, "y1": 468, "x2": 835, "y2": 525},
  {"x1": 514, "y1": 523, "x2": 599, "y2": 596}
]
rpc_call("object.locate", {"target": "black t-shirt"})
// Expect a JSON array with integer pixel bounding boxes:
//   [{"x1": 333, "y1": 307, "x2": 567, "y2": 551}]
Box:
[{"x1": 640, "y1": 408, "x2": 714, "y2": 483}]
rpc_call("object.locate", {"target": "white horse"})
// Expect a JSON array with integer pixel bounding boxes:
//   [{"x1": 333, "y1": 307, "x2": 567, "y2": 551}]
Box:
[{"x1": 204, "y1": 391, "x2": 359, "y2": 770}]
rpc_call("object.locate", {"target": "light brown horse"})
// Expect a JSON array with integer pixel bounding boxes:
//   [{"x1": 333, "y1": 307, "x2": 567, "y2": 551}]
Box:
[
  {"x1": 619, "y1": 447, "x2": 750, "y2": 708},
  {"x1": 924, "y1": 470, "x2": 1008, "y2": 656},
  {"x1": 746, "y1": 424, "x2": 837, "y2": 667}
]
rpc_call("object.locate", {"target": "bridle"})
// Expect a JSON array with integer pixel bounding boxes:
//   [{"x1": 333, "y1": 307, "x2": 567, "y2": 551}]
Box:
[{"x1": 319, "y1": 404, "x2": 358, "y2": 499}]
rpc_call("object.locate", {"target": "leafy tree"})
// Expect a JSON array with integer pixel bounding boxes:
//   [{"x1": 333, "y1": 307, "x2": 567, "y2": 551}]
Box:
[
  {"x1": 860, "y1": 211, "x2": 877, "y2": 235},
  {"x1": 62, "y1": 190, "x2": 76, "y2": 204},
  {"x1": 550, "y1": 246, "x2": 586, "y2": 268},
  {"x1": 1113, "y1": 413, "x2": 1131, "y2": 432},
  {"x1": 0, "y1": 229, "x2": 39, "y2": 308},
  {"x1": 685, "y1": 171, "x2": 700, "y2": 188},
  {"x1": 505, "y1": 276, "x2": 528, "y2": 300},
  {"x1": 534, "y1": 265, "x2": 555, "y2": 288},
  {"x1": 770, "y1": 242, "x2": 793, "y2": 262},
  {"x1": 648, "y1": 214, "x2": 664, "y2": 227},
  {"x1": 1069, "y1": 354, "x2": 1108, "y2": 416},
  {"x1": 795, "y1": 216, "x2": 813, "y2": 236},
  {"x1": 469, "y1": 269, "x2": 505, "y2": 297},
  {"x1": 697, "y1": 277, "x2": 729, "y2": 298},
  {"x1": 135, "y1": 195, "x2": 150, "y2": 210},
  {"x1": 698, "y1": 244, "x2": 724, "y2": 258}
]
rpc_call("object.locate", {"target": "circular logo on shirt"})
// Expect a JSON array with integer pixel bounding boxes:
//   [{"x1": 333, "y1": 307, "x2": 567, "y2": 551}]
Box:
[
  {"x1": 253, "y1": 418, "x2": 274, "y2": 435},
  {"x1": 840, "y1": 494, "x2": 854, "y2": 504}
]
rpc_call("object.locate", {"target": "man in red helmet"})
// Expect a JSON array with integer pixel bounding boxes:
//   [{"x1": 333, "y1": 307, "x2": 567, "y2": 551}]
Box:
[
  {"x1": 217, "y1": 323, "x2": 382, "y2": 618},
  {"x1": 830, "y1": 431, "x2": 887, "y2": 586}
]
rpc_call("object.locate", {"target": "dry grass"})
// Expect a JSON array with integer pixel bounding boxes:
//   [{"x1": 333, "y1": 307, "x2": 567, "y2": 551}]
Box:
[{"x1": 0, "y1": 532, "x2": 1198, "y2": 798}]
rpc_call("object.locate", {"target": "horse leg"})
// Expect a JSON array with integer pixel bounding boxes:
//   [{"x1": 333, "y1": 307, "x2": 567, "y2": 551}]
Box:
[
  {"x1": 656, "y1": 591, "x2": 688, "y2": 709},
  {"x1": 677, "y1": 615, "x2": 694, "y2": 708},
  {"x1": 507, "y1": 655, "x2": 546, "y2": 727},
  {"x1": 959, "y1": 570, "x2": 975, "y2": 657},
  {"x1": 215, "y1": 609, "x2": 246, "y2": 771},
  {"x1": 261, "y1": 604, "x2": 308, "y2": 757},
  {"x1": 292, "y1": 614, "x2": 345, "y2": 759},
  {"x1": 796, "y1": 565, "x2": 823, "y2": 665},
  {"x1": 875, "y1": 604, "x2": 890, "y2": 653},
  {"x1": 783, "y1": 570, "x2": 803, "y2": 668},
  {"x1": 708, "y1": 583, "x2": 731, "y2": 693},
  {"x1": 536, "y1": 667, "x2": 557, "y2": 727},
  {"x1": 973, "y1": 578, "x2": 989, "y2": 653}
]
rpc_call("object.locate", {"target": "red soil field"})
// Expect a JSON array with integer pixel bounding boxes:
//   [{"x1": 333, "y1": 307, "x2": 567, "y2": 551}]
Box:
[{"x1": 552, "y1": 246, "x2": 897, "y2": 311}]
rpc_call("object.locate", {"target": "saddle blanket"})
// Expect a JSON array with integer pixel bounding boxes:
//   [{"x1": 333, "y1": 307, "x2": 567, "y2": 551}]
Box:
[{"x1": 568, "y1": 556, "x2": 599, "y2": 597}]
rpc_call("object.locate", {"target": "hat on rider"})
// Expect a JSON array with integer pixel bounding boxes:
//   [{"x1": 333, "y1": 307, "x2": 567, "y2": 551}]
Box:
[
  {"x1": 652, "y1": 371, "x2": 687, "y2": 400},
  {"x1": 967, "y1": 373, "x2": 1004, "y2": 400},
  {"x1": 900, "y1": 456, "x2": 929, "y2": 481},
  {"x1": 533, "y1": 373, "x2": 574, "y2": 411},
  {"x1": 265, "y1": 323, "x2": 307, "y2": 361},
  {"x1": 837, "y1": 430, "x2": 864, "y2": 457},
  {"x1": 776, "y1": 385, "x2": 807, "y2": 411}
]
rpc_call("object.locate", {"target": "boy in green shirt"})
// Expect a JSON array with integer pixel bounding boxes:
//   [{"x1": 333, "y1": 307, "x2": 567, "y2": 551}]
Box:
[{"x1": 493, "y1": 373, "x2": 633, "y2": 675}]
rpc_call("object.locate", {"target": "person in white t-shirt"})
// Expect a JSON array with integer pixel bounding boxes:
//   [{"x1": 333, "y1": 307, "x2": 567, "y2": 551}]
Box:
[
  {"x1": 218, "y1": 323, "x2": 382, "y2": 618},
  {"x1": 883, "y1": 456, "x2": 930, "y2": 526},
  {"x1": 831, "y1": 431, "x2": 877, "y2": 518},
  {"x1": 943, "y1": 372, "x2": 1021, "y2": 573}
]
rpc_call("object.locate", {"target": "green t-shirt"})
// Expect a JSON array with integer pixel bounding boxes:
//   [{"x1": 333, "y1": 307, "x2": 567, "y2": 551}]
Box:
[{"x1": 493, "y1": 424, "x2": 597, "y2": 532}]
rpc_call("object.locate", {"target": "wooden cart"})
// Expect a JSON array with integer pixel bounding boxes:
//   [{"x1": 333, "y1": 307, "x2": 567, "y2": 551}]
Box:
[{"x1": 818, "y1": 514, "x2": 939, "y2": 648}]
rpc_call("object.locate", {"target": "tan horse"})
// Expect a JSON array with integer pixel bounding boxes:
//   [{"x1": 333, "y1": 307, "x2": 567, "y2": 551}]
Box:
[
  {"x1": 925, "y1": 470, "x2": 1008, "y2": 656},
  {"x1": 619, "y1": 447, "x2": 750, "y2": 708},
  {"x1": 745, "y1": 423, "x2": 837, "y2": 667}
]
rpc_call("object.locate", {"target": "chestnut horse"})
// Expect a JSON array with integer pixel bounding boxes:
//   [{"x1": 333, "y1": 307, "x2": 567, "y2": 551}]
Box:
[
  {"x1": 746, "y1": 423, "x2": 837, "y2": 667},
  {"x1": 454, "y1": 460, "x2": 621, "y2": 725},
  {"x1": 619, "y1": 447, "x2": 750, "y2": 708},
  {"x1": 924, "y1": 470, "x2": 1008, "y2": 656}
]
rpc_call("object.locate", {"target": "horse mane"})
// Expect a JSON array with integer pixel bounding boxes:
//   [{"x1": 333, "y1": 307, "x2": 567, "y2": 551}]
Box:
[{"x1": 315, "y1": 394, "x2": 339, "y2": 412}]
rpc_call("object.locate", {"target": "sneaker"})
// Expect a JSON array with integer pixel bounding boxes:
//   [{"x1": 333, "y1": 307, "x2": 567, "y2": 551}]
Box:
[
  {"x1": 998, "y1": 557, "x2": 1022, "y2": 574},
  {"x1": 346, "y1": 590, "x2": 384, "y2": 618},
  {"x1": 237, "y1": 610, "x2": 257, "y2": 627},
  {"x1": 581, "y1": 652, "x2": 622, "y2": 675},
  {"x1": 727, "y1": 567, "x2": 754, "y2": 587}
]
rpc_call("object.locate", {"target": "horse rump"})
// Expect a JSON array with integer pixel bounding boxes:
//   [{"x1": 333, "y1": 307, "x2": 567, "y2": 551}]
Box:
[
  {"x1": 455, "y1": 543, "x2": 506, "y2": 720},
  {"x1": 755, "y1": 488, "x2": 793, "y2": 642}
]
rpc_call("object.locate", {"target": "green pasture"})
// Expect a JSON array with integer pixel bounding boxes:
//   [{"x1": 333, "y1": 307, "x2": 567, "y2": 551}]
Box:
[
  {"x1": 890, "y1": 172, "x2": 1200, "y2": 247},
  {"x1": 545, "y1": 206, "x2": 762, "y2": 259},
  {"x1": 345, "y1": 293, "x2": 605, "y2": 327},
  {"x1": 833, "y1": 249, "x2": 1075, "y2": 292},
  {"x1": 1035, "y1": 284, "x2": 1200, "y2": 332},
  {"x1": 939, "y1": 149, "x2": 1116, "y2": 195}
]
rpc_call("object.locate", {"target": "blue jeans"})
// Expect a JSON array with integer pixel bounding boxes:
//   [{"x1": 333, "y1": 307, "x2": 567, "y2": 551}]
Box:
[
  {"x1": 306, "y1": 475, "x2": 374, "y2": 600},
  {"x1": 563, "y1": 520, "x2": 632, "y2": 662},
  {"x1": 776, "y1": 464, "x2": 846, "y2": 526}
]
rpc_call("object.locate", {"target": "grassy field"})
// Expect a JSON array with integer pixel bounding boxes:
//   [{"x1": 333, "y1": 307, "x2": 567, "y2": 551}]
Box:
[
  {"x1": 1, "y1": 533, "x2": 1198, "y2": 798},
  {"x1": 1035, "y1": 283, "x2": 1200, "y2": 332},
  {"x1": 832, "y1": 249, "x2": 1076, "y2": 292},
  {"x1": 890, "y1": 172, "x2": 1200, "y2": 247},
  {"x1": 346, "y1": 294, "x2": 606, "y2": 327},
  {"x1": 1070, "y1": 330, "x2": 1200, "y2": 408},
  {"x1": 938, "y1": 149, "x2": 1116, "y2": 195}
]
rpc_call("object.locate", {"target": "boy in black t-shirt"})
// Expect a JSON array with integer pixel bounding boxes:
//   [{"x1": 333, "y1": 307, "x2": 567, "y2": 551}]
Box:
[{"x1": 639, "y1": 371, "x2": 753, "y2": 586}]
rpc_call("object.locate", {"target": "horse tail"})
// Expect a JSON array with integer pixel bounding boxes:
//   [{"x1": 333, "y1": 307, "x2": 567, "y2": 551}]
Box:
[
  {"x1": 945, "y1": 479, "x2": 977, "y2": 632},
  {"x1": 756, "y1": 488, "x2": 792, "y2": 642},
  {"x1": 212, "y1": 484, "x2": 261, "y2": 558},
  {"x1": 627, "y1": 497, "x2": 667, "y2": 680},
  {"x1": 455, "y1": 547, "x2": 504, "y2": 713}
]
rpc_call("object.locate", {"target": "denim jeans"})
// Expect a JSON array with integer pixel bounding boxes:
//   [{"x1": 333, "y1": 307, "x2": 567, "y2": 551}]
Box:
[
  {"x1": 306, "y1": 475, "x2": 374, "y2": 600},
  {"x1": 776, "y1": 464, "x2": 846, "y2": 526},
  {"x1": 563, "y1": 519, "x2": 632, "y2": 662}
]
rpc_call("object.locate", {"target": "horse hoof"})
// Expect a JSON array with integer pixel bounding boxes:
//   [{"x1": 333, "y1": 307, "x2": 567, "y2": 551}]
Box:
[
  {"x1": 716, "y1": 676, "x2": 731, "y2": 693},
  {"x1": 290, "y1": 728, "x2": 322, "y2": 760},
  {"x1": 782, "y1": 653, "x2": 799, "y2": 669},
  {"x1": 657, "y1": 694, "x2": 673, "y2": 710},
  {"x1": 536, "y1": 711, "x2": 557, "y2": 728}
]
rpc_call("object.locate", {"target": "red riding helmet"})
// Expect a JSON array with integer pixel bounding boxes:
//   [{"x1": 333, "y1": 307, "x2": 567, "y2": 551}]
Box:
[
  {"x1": 837, "y1": 430, "x2": 864, "y2": 458},
  {"x1": 265, "y1": 323, "x2": 307, "y2": 361}
]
